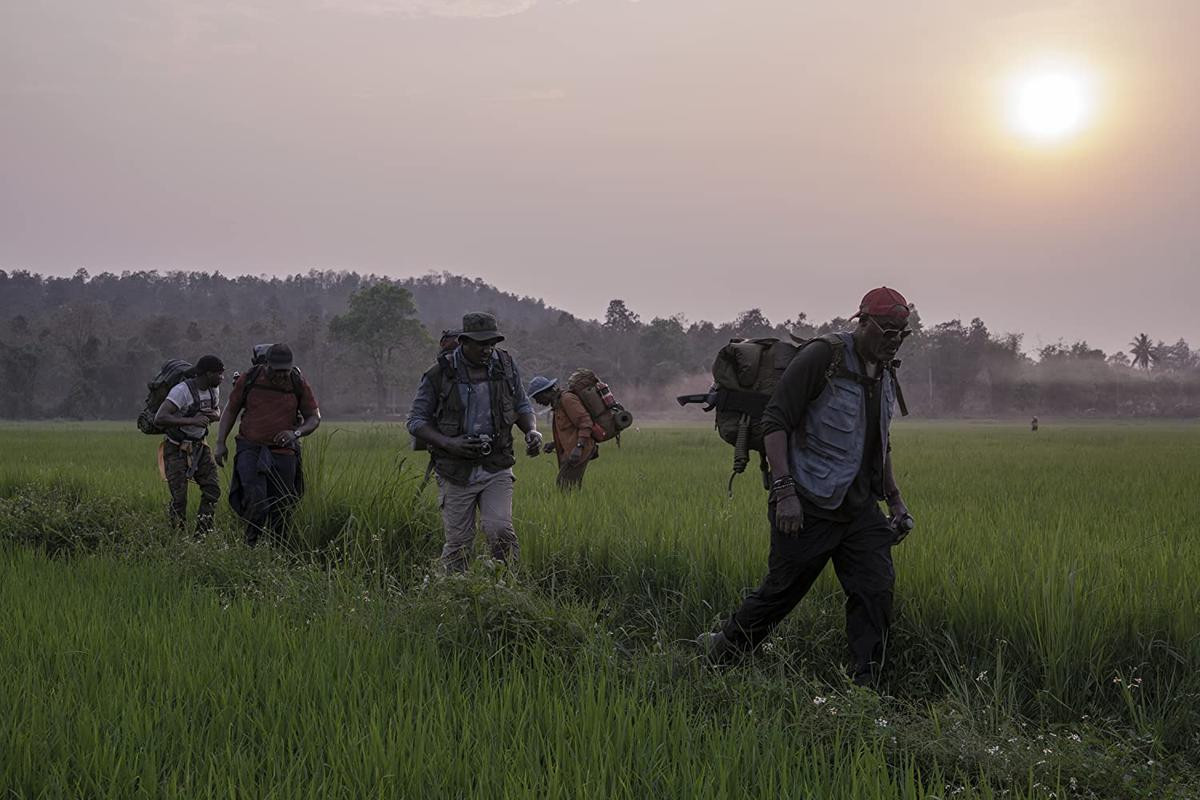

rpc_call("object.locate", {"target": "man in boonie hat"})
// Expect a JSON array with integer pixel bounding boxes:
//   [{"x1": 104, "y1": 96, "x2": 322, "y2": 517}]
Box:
[
  {"x1": 700, "y1": 287, "x2": 915, "y2": 688},
  {"x1": 407, "y1": 312, "x2": 544, "y2": 571},
  {"x1": 528, "y1": 375, "x2": 598, "y2": 491}
]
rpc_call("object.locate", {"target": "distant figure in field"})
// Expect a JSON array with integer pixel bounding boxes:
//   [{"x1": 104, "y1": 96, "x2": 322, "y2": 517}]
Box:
[
  {"x1": 407, "y1": 313, "x2": 544, "y2": 571},
  {"x1": 153, "y1": 355, "x2": 225, "y2": 538},
  {"x1": 699, "y1": 286, "x2": 916, "y2": 688},
  {"x1": 214, "y1": 344, "x2": 321, "y2": 546},
  {"x1": 1031, "y1": 416, "x2": 1039, "y2": 432},
  {"x1": 528, "y1": 375, "x2": 597, "y2": 491}
]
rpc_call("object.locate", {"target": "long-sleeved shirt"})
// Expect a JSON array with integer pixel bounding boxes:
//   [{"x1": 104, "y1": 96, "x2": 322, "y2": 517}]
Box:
[
  {"x1": 406, "y1": 347, "x2": 533, "y2": 438},
  {"x1": 550, "y1": 391, "x2": 596, "y2": 464},
  {"x1": 761, "y1": 338, "x2": 885, "y2": 520}
]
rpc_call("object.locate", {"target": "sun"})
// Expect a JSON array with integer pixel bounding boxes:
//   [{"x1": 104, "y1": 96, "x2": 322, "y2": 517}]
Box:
[{"x1": 1005, "y1": 63, "x2": 1097, "y2": 145}]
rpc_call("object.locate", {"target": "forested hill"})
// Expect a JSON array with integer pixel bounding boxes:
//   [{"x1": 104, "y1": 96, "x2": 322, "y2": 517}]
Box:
[
  {"x1": 0, "y1": 270, "x2": 567, "y2": 336},
  {"x1": 1, "y1": 268, "x2": 1198, "y2": 420}
]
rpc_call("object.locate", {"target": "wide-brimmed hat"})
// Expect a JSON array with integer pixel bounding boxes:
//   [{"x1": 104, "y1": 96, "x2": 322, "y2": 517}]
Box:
[
  {"x1": 459, "y1": 312, "x2": 505, "y2": 343},
  {"x1": 527, "y1": 375, "x2": 558, "y2": 397}
]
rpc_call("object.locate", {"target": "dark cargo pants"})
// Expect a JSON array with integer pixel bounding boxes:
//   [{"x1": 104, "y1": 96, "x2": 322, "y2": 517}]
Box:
[
  {"x1": 233, "y1": 445, "x2": 298, "y2": 546},
  {"x1": 720, "y1": 502, "x2": 896, "y2": 683},
  {"x1": 163, "y1": 440, "x2": 220, "y2": 536}
]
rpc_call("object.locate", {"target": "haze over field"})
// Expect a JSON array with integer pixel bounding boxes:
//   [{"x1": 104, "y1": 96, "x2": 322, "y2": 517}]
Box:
[{"x1": 3, "y1": 1, "x2": 1198, "y2": 356}]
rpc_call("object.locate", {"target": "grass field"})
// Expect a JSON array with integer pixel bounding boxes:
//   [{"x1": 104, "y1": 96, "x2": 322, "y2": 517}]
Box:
[{"x1": 1, "y1": 421, "x2": 1197, "y2": 798}]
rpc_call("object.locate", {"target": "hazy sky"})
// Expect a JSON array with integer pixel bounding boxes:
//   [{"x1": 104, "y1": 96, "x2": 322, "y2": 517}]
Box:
[{"x1": 3, "y1": 0, "x2": 1197, "y2": 356}]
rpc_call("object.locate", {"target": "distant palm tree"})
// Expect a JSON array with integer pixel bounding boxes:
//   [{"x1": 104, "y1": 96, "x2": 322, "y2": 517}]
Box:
[{"x1": 1129, "y1": 333, "x2": 1155, "y2": 370}]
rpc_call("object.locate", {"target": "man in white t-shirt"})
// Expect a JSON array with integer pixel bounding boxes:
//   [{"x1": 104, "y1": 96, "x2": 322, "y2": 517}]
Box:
[{"x1": 154, "y1": 355, "x2": 225, "y2": 536}]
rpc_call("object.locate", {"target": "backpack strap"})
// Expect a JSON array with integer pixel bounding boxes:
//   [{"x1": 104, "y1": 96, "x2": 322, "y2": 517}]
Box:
[
  {"x1": 241, "y1": 366, "x2": 264, "y2": 407},
  {"x1": 184, "y1": 378, "x2": 202, "y2": 416},
  {"x1": 432, "y1": 351, "x2": 457, "y2": 406},
  {"x1": 887, "y1": 362, "x2": 909, "y2": 417},
  {"x1": 819, "y1": 334, "x2": 877, "y2": 389},
  {"x1": 242, "y1": 365, "x2": 305, "y2": 406},
  {"x1": 496, "y1": 349, "x2": 518, "y2": 397}
]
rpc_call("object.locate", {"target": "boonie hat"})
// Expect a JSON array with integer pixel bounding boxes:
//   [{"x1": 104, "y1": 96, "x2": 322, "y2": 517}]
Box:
[
  {"x1": 527, "y1": 376, "x2": 558, "y2": 397},
  {"x1": 459, "y1": 312, "x2": 505, "y2": 343}
]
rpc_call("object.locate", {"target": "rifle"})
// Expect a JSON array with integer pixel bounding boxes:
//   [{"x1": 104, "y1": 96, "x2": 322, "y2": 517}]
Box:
[{"x1": 675, "y1": 391, "x2": 717, "y2": 411}]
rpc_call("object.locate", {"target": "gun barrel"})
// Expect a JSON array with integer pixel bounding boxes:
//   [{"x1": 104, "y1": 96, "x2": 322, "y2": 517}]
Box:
[{"x1": 676, "y1": 394, "x2": 710, "y2": 407}]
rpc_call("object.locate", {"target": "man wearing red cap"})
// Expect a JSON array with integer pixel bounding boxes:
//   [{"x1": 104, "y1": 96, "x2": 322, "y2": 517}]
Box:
[{"x1": 701, "y1": 287, "x2": 914, "y2": 687}]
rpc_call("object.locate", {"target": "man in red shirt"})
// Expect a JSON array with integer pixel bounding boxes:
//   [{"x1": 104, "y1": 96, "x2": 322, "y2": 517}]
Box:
[{"x1": 214, "y1": 343, "x2": 321, "y2": 546}]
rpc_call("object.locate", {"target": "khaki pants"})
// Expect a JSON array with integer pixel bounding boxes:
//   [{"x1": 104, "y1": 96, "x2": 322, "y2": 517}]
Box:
[{"x1": 437, "y1": 469, "x2": 518, "y2": 571}]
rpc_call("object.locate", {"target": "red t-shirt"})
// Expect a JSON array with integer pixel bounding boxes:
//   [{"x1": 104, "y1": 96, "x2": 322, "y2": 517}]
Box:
[{"x1": 227, "y1": 369, "x2": 319, "y2": 451}]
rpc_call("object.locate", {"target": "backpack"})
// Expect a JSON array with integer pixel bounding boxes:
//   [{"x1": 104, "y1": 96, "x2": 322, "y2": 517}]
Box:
[
  {"x1": 136, "y1": 359, "x2": 195, "y2": 435},
  {"x1": 565, "y1": 369, "x2": 633, "y2": 442},
  {"x1": 695, "y1": 334, "x2": 907, "y2": 494}
]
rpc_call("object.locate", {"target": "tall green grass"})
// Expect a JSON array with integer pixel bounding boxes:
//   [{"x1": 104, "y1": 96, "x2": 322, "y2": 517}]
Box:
[{"x1": 1, "y1": 421, "x2": 1197, "y2": 797}]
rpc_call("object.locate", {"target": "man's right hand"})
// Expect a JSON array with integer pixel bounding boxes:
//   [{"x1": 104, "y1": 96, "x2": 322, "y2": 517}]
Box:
[
  {"x1": 442, "y1": 435, "x2": 485, "y2": 460},
  {"x1": 201, "y1": 409, "x2": 222, "y2": 423},
  {"x1": 774, "y1": 494, "x2": 804, "y2": 535},
  {"x1": 214, "y1": 442, "x2": 228, "y2": 467}
]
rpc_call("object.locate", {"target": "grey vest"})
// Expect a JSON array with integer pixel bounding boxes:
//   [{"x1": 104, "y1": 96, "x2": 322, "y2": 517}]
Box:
[{"x1": 789, "y1": 332, "x2": 896, "y2": 509}]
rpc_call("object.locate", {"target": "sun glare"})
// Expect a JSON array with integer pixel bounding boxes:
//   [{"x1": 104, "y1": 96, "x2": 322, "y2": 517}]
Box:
[{"x1": 1005, "y1": 62, "x2": 1097, "y2": 145}]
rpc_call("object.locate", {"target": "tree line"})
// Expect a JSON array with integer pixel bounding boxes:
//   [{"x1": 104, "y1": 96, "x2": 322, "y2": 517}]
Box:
[{"x1": 1, "y1": 268, "x2": 1197, "y2": 420}]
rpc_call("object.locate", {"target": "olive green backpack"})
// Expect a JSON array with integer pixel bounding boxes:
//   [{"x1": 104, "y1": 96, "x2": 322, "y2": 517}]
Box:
[
  {"x1": 701, "y1": 333, "x2": 906, "y2": 494},
  {"x1": 711, "y1": 337, "x2": 807, "y2": 493}
]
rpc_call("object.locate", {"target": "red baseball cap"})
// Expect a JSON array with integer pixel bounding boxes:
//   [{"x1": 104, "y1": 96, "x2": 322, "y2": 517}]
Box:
[{"x1": 852, "y1": 286, "x2": 910, "y2": 320}]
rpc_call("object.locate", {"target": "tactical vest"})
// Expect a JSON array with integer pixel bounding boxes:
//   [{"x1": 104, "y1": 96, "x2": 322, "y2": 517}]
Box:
[
  {"x1": 791, "y1": 332, "x2": 897, "y2": 509},
  {"x1": 425, "y1": 349, "x2": 520, "y2": 485}
]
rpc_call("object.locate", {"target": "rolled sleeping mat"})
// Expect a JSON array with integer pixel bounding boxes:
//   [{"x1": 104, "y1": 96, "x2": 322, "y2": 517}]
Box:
[{"x1": 612, "y1": 409, "x2": 634, "y2": 431}]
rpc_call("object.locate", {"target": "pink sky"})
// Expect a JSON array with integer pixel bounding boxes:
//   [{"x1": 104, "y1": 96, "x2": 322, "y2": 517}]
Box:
[{"x1": 2, "y1": 1, "x2": 1197, "y2": 356}]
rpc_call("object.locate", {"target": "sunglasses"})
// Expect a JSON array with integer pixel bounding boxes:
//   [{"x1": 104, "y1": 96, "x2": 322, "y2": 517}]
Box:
[{"x1": 867, "y1": 316, "x2": 913, "y2": 341}]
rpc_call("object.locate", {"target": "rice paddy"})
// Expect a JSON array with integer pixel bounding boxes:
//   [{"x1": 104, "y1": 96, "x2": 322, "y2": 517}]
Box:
[{"x1": 1, "y1": 421, "x2": 1197, "y2": 798}]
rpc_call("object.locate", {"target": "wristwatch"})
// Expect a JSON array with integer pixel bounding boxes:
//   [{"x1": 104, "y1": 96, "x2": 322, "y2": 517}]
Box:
[{"x1": 292, "y1": 429, "x2": 302, "y2": 440}]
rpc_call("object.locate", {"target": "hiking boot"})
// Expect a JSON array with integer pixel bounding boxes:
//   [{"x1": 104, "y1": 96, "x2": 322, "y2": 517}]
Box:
[
  {"x1": 851, "y1": 662, "x2": 882, "y2": 689},
  {"x1": 696, "y1": 630, "x2": 741, "y2": 667}
]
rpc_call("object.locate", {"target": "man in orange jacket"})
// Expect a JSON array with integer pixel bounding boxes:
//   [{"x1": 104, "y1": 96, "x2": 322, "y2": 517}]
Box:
[{"x1": 529, "y1": 376, "x2": 597, "y2": 491}]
